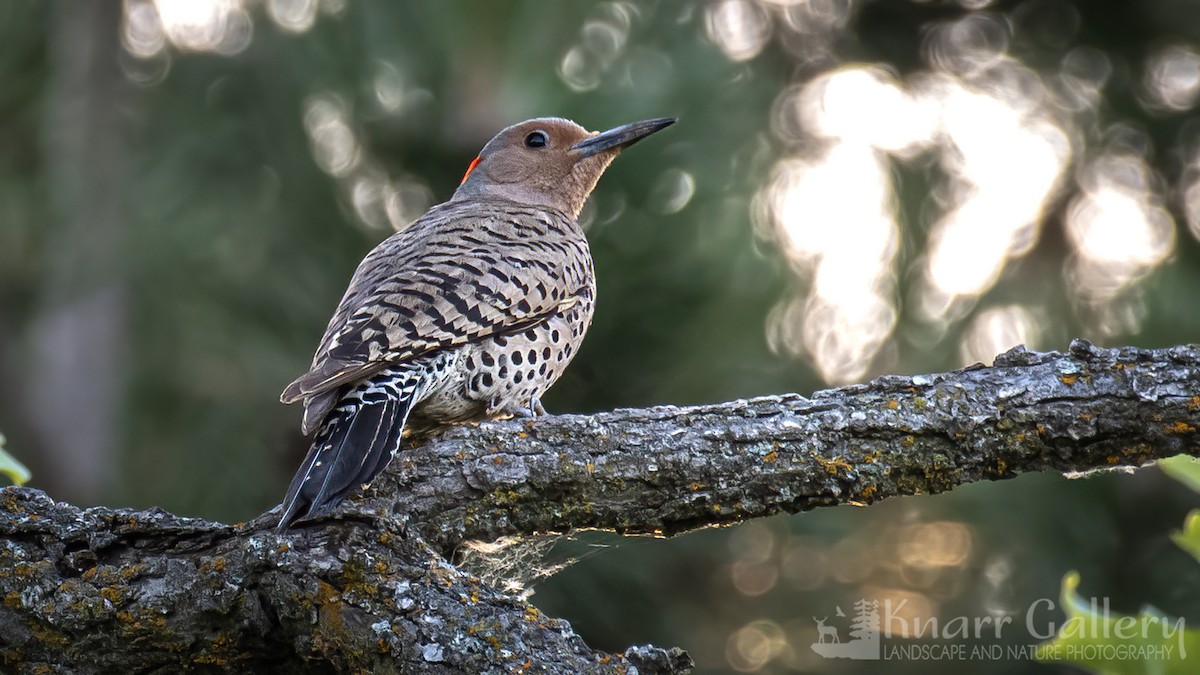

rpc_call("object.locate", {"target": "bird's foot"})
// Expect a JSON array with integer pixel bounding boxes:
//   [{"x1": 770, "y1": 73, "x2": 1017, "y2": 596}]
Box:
[{"x1": 509, "y1": 396, "x2": 547, "y2": 419}]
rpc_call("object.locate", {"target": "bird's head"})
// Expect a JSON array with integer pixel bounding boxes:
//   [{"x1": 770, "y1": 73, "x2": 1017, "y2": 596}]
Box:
[{"x1": 452, "y1": 116, "x2": 675, "y2": 219}]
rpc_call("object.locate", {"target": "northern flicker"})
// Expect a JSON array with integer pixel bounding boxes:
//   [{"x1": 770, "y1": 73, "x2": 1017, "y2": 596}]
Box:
[{"x1": 276, "y1": 116, "x2": 675, "y2": 530}]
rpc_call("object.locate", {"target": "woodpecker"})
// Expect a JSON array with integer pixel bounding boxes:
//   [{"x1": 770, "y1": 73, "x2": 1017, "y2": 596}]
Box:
[{"x1": 276, "y1": 116, "x2": 675, "y2": 530}]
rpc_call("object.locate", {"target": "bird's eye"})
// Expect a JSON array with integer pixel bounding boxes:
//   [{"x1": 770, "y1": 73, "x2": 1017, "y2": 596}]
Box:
[{"x1": 524, "y1": 131, "x2": 548, "y2": 149}]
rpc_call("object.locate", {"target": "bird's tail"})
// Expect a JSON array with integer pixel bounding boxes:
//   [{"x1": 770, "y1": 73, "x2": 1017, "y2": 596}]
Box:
[{"x1": 276, "y1": 367, "x2": 423, "y2": 531}]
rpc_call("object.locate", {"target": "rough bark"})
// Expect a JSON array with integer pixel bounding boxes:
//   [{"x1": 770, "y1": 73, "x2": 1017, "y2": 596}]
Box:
[{"x1": 2, "y1": 340, "x2": 1198, "y2": 673}]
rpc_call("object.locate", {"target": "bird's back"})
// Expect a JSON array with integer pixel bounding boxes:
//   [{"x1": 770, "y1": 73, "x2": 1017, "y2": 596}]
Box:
[{"x1": 283, "y1": 197, "x2": 594, "y2": 432}]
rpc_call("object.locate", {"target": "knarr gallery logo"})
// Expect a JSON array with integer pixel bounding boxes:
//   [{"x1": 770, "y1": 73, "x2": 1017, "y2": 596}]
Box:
[{"x1": 810, "y1": 596, "x2": 1187, "y2": 662}]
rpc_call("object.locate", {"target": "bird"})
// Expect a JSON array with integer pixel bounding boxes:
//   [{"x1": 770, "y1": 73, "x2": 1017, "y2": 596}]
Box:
[{"x1": 275, "y1": 116, "x2": 675, "y2": 530}]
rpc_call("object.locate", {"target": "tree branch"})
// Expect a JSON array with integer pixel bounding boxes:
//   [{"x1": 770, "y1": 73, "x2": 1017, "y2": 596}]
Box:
[
  {"x1": 2, "y1": 340, "x2": 1197, "y2": 672},
  {"x1": 370, "y1": 339, "x2": 1200, "y2": 551}
]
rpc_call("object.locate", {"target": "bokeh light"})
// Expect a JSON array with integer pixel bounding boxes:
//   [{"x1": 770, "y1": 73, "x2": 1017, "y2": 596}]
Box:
[
  {"x1": 266, "y1": 0, "x2": 318, "y2": 34},
  {"x1": 960, "y1": 304, "x2": 1040, "y2": 366},
  {"x1": 558, "y1": 2, "x2": 635, "y2": 92},
  {"x1": 726, "y1": 619, "x2": 788, "y2": 672},
  {"x1": 705, "y1": 0, "x2": 772, "y2": 62},
  {"x1": 303, "y1": 94, "x2": 361, "y2": 178},
  {"x1": 151, "y1": 0, "x2": 253, "y2": 55},
  {"x1": 1067, "y1": 152, "x2": 1176, "y2": 304},
  {"x1": 1144, "y1": 44, "x2": 1200, "y2": 112},
  {"x1": 757, "y1": 10, "x2": 1088, "y2": 382}
]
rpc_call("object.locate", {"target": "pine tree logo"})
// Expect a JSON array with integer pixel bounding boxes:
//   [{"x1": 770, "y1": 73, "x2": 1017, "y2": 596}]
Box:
[{"x1": 811, "y1": 599, "x2": 880, "y2": 660}]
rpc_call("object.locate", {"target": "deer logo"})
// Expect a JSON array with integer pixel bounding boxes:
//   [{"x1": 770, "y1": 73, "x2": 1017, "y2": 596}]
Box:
[{"x1": 814, "y1": 616, "x2": 841, "y2": 644}]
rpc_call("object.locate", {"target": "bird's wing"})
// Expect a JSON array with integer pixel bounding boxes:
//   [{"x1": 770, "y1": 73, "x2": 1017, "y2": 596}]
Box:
[{"x1": 281, "y1": 202, "x2": 591, "y2": 411}]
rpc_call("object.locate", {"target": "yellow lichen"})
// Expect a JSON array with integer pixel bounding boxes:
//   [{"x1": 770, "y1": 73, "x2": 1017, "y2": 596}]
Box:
[
  {"x1": 1169, "y1": 421, "x2": 1196, "y2": 434},
  {"x1": 28, "y1": 623, "x2": 68, "y2": 646},
  {"x1": 814, "y1": 455, "x2": 853, "y2": 475},
  {"x1": 119, "y1": 564, "x2": 147, "y2": 580}
]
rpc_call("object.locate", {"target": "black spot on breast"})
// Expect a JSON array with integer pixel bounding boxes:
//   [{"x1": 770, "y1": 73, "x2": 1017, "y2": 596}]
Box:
[
  {"x1": 482, "y1": 352, "x2": 495, "y2": 367},
  {"x1": 542, "y1": 347, "x2": 551, "y2": 360},
  {"x1": 527, "y1": 348, "x2": 537, "y2": 363},
  {"x1": 512, "y1": 351, "x2": 523, "y2": 366},
  {"x1": 514, "y1": 372, "x2": 523, "y2": 384},
  {"x1": 481, "y1": 373, "x2": 494, "y2": 387}
]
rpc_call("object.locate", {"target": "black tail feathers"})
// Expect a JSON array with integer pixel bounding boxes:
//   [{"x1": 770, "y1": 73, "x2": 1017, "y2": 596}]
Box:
[{"x1": 276, "y1": 370, "x2": 418, "y2": 531}]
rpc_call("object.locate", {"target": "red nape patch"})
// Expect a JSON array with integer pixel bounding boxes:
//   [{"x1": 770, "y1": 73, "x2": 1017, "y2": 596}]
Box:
[{"x1": 460, "y1": 156, "x2": 482, "y2": 185}]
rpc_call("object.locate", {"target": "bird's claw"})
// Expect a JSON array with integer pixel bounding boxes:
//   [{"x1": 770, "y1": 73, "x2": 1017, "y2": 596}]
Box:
[{"x1": 511, "y1": 396, "x2": 547, "y2": 419}]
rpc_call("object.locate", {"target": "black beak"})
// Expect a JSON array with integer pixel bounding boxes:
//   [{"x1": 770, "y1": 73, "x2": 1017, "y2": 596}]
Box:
[{"x1": 572, "y1": 117, "x2": 676, "y2": 157}]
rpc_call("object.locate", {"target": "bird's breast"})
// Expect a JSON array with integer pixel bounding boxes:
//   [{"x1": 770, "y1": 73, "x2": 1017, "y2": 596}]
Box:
[{"x1": 410, "y1": 295, "x2": 594, "y2": 425}]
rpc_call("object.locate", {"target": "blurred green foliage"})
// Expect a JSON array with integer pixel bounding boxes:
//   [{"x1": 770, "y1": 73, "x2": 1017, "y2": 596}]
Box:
[
  {"x1": 0, "y1": 433, "x2": 30, "y2": 486},
  {"x1": 1037, "y1": 477, "x2": 1200, "y2": 673},
  {"x1": 1037, "y1": 514, "x2": 1200, "y2": 674},
  {"x1": 2, "y1": 0, "x2": 1200, "y2": 672},
  {"x1": 1162, "y1": 456, "x2": 1200, "y2": 495}
]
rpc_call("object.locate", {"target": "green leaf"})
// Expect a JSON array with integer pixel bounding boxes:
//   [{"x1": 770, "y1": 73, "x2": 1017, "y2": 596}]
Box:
[
  {"x1": 1037, "y1": 571, "x2": 1200, "y2": 674},
  {"x1": 0, "y1": 433, "x2": 30, "y2": 486},
  {"x1": 1170, "y1": 511, "x2": 1200, "y2": 564},
  {"x1": 1159, "y1": 455, "x2": 1200, "y2": 493}
]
